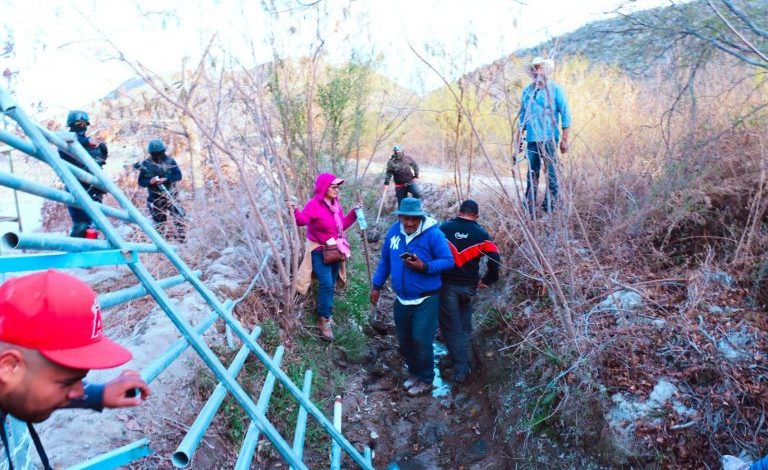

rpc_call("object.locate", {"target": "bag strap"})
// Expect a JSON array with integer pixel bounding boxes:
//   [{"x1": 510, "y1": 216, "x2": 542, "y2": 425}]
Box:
[
  {"x1": 0, "y1": 413, "x2": 14, "y2": 470},
  {"x1": 26, "y1": 423, "x2": 53, "y2": 470}
]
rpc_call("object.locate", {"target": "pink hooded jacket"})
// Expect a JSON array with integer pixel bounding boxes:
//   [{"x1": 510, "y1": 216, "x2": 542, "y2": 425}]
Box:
[{"x1": 293, "y1": 173, "x2": 357, "y2": 244}]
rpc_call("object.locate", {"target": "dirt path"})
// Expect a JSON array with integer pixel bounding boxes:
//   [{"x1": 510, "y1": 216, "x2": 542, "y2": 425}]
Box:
[{"x1": 320, "y1": 292, "x2": 509, "y2": 470}]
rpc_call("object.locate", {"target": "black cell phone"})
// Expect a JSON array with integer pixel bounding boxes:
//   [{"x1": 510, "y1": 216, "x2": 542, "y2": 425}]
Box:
[{"x1": 399, "y1": 252, "x2": 414, "y2": 260}]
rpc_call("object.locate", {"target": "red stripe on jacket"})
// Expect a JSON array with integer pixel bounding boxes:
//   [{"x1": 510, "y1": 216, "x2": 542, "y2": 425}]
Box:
[{"x1": 448, "y1": 240, "x2": 499, "y2": 268}]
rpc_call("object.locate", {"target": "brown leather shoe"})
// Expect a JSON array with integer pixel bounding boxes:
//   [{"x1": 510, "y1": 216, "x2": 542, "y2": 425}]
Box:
[{"x1": 318, "y1": 317, "x2": 334, "y2": 341}]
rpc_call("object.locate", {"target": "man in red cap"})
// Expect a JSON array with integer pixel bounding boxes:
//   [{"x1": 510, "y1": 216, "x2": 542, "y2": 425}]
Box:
[{"x1": 0, "y1": 270, "x2": 150, "y2": 469}]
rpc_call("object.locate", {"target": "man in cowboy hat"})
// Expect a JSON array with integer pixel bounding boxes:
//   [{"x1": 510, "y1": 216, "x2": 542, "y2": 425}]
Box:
[
  {"x1": 515, "y1": 56, "x2": 571, "y2": 215},
  {"x1": 0, "y1": 270, "x2": 150, "y2": 469},
  {"x1": 370, "y1": 198, "x2": 454, "y2": 396}
]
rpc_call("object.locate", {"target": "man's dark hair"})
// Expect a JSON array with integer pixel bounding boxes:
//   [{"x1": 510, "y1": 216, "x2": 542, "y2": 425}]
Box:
[{"x1": 459, "y1": 199, "x2": 479, "y2": 215}]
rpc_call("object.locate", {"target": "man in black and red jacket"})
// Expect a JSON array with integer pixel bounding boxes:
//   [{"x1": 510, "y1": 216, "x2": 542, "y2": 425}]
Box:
[{"x1": 439, "y1": 199, "x2": 501, "y2": 383}]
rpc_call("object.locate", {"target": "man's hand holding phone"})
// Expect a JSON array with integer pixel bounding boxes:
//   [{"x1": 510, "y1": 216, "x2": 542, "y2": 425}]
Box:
[{"x1": 401, "y1": 252, "x2": 426, "y2": 272}]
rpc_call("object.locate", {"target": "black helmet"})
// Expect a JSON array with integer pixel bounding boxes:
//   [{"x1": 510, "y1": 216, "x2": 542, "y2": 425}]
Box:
[
  {"x1": 147, "y1": 139, "x2": 166, "y2": 154},
  {"x1": 66, "y1": 110, "x2": 90, "y2": 127}
]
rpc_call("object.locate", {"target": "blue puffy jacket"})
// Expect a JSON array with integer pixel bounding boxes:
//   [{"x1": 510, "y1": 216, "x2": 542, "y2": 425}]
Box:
[{"x1": 372, "y1": 216, "x2": 454, "y2": 301}]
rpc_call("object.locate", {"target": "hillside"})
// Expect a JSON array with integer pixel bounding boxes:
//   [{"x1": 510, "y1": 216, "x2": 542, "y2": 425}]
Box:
[{"x1": 516, "y1": 0, "x2": 768, "y2": 74}]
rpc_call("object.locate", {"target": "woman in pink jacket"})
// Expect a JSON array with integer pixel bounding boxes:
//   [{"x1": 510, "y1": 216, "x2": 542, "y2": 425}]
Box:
[{"x1": 290, "y1": 173, "x2": 358, "y2": 341}]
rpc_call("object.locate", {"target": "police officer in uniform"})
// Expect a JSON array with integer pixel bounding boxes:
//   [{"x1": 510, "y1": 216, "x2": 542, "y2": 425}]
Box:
[
  {"x1": 137, "y1": 139, "x2": 185, "y2": 242},
  {"x1": 58, "y1": 110, "x2": 108, "y2": 237}
]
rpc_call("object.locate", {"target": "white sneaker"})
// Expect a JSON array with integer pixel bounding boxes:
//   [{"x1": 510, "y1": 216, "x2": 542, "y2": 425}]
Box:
[{"x1": 403, "y1": 376, "x2": 418, "y2": 389}]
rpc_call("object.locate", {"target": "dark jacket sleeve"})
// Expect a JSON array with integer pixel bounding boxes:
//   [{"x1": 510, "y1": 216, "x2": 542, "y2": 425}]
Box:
[
  {"x1": 384, "y1": 159, "x2": 394, "y2": 185},
  {"x1": 65, "y1": 382, "x2": 104, "y2": 412},
  {"x1": 137, "y1": 163, "x2": 152, "y2": 188},
  {"x1": 481, "y1": 230, "x2": 501, "y2": 285},
  {"x1": 166, "y1": 158, "x2": 182, "y2": 183},
  {"x1": 482, "y1": 249, "x2": 501, "y2": 285}
]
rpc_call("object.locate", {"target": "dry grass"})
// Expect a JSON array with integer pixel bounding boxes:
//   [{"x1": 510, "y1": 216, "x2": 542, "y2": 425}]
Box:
[{"x1": 474, "y1": 57, "x2": 768, "y2": 467}]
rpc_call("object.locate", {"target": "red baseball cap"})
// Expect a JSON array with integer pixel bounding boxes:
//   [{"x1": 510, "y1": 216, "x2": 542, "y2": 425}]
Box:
[{"x1": 0, "y1": 270, "x2": 132, "y2": 369}]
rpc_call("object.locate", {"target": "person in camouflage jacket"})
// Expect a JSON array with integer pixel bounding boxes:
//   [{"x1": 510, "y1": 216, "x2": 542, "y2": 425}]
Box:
[{"x1": 384, "y1": 145, "x2": 421, "y2": 207}]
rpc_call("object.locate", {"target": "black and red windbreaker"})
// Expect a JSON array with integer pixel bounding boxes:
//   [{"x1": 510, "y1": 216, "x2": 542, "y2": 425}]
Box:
[{"x1": 439, "y1": 217, "x2": 500, "y2": 286}]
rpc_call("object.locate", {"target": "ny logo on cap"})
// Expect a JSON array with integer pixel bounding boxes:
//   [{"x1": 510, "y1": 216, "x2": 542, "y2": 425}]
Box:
[{"x1": 91, "y1": 301, "x2": 103, "y2": 339}]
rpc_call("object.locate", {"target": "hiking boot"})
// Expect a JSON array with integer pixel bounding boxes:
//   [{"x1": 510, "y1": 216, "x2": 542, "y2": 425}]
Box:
[
  {"x1": 318, "y1": 317, "x2": 334, "y2": 342},
  {"x1": 406, "y1": 380, "x2": 432, "y2": 396},
  {"x1": 403, "y1": 376, "x2": 419, "y2": 389}
]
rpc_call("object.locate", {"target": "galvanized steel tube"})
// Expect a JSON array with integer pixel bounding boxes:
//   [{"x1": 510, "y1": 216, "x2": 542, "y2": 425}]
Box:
[
  {"x1": 233, "y1": 346, "x2": 288, "y2": 470},
  {"x1": 331, "y1": 395, "x2": 343, "y2": 470},
  {"x1": 139, "y1": 309, "x2": 223, "y2": 385},
  {"x1": 171, "y1": 329, "x2": 268, "y2": 468},
  {"x1": 0, "y1": 171, "x2": 130, "y2": 222},
  {"x1": 2, "y1": 232, "x2": 157, "y2": 254},
  {"x1": 290, "y1": 370, "x2": 314, "y2": 469},
  {"x1": 0, "y1": 128, "x2": 108, "y2": 193},
  {"x1": 98, "y1": 271, "x2": 200, "y2": 309},
  {"x1": 66, "y1": 438, "x2": 152, "y2": 470}
]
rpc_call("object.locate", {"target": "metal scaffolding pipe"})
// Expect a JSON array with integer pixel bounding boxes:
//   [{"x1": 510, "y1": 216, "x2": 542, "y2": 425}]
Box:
[
  {"x1": 6, "y1": 88, "x2": 361, "y2": 469},
  {"x1": 233, "y1": 346, "x2": 287, "y2": 470},
  {"x1": 66, "y1": 438, "x2": 152, "y2": 470},
  {"x1": 98, "y1": 271, "x2": 199, "y2": 310},
  {"x1": 0, "y1": 250, "x2": 136, "y2": 273},
  {"x1": 290, "y1": 370, "x2": 313, "y2": 469},
  {"x1": 2, "y1": 232, "x2": 158, "y2": 255},
  {"x1": 139, "y1": 300, "x2": 232, "y2": 385},
  {"x1": 172, "y1": 329, "x2": 270, "y2": 468},
  {"x1": 0, "y1": 171, "x2": 131, "y2": 222},
  {"x1": 0, "y1": 128, "x2": 107, "y2": 193},
  {"x1": 331, "y1": 395, "x2": 343, "y2": 470},
  {"x1": 0, "y1": 88, "x2": 16, "y2": 112}
]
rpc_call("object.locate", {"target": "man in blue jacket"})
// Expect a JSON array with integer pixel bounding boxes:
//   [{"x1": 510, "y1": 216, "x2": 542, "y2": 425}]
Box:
[
  {"x1": 370, "y1": 198, "x2": 454, "y2": 396},
  {"x1": 516, "y1": 57, "x2": 571, "y2": 215}
]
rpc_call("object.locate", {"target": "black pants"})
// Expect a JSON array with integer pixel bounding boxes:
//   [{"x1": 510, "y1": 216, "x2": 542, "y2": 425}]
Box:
[
  {"x1": 68, "y1": 189, "x2": 104, "y2": 237},
  {"x1": 395, "y1": 182, "x2": 421, "y2": 207},
  {"x1": 439, "y1": 283, "x2": 477, "y2": 376},
  {"x1": 149, "y1": 196, "x2": 186, "y2": 242}
]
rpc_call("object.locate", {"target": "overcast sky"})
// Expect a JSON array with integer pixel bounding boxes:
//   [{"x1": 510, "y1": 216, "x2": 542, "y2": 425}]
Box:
[{"x1": 0, "y1": 0, "x2": 678, "y2": 116}]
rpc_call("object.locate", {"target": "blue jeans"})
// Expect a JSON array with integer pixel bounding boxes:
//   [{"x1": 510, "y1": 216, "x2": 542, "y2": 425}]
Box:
[
  {"x1": 525, "y1": 141, "x2": 558, "y2": 213},
  {"x1": 439, "y1": 283, "x2": 476, "y2": 376},
  {"x1": 311, "y1": 250, "x2": 340, "y2": 319},
  {"x1": 393, "y1": 295, "x2": 439, "y2": 383}
]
